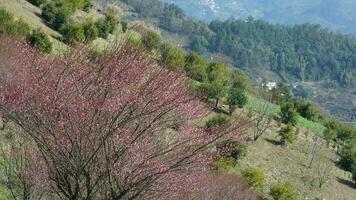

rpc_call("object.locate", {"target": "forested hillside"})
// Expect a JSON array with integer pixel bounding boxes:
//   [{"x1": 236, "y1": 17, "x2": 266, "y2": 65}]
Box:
[
  {"x1": 160, "y1": 0, "x2": 356, "y2": 35},
  {"x1": 117, "y1": 0, "x2": 356, "y2": 123}
]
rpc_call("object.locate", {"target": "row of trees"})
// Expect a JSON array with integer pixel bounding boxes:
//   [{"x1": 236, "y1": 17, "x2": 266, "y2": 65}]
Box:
[{"x1": 140, "y1": 30, "x2": 250, "y2": 114}]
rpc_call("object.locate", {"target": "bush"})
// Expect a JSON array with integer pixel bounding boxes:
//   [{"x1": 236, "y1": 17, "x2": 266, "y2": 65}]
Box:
[
  {"x1": 339, "y1": 146, "x2": 356, "y2": 172},
  {"x1": 121, "y1": 21, "x2": 128, "y2": 33},
  {"x1": 211, "y1": 157, "x2": 237, "y2": 171},
  {"x1": 278, "y1": 124, "x2": 296, "y2": 145},
  {"x1": 216, "y1": 139, "x2": 247, "y2": 161},
  {"x1": 142, "y1": 31, "x2": 161, "y2": 50},
  {"x1": 27, "y1": 0, "x2": 47, "y2": 6},
  {"x1": 184, "y1": 52, "x2": 207, "y2": 82},
  {"x1": 280, "y1": 102, "x2": 298, "y2": 126},
  {"x1": 160, "y1": 43, "x2": 185, "y2": 69},
  {"x1": 95, "y1": 15, "x2": 117, "y2": 39},
  {"x1": 60, "y1": 23, "x2": 85, "y2": 44},
  {"x1": 0, "y1": 8, "x2": 30, "y2": 37},
  {"x1": 227, "y1": 88, "x2": 247, "y2": 113},
  {"x1": 27, "y1": 29, "x2": 52, "y2": 53},
  {"x1": 82, "y1": 20, "x2": 99, "y2": 43},
  {"x1": 269, "y1": 182, "x2": 297, "y2": 200},
  {"x1": 241, "y1": 167, "x2": 265, "y2": 189},
  {"x1": 206, "y1": 114, "x2": 230, "y2": 129},
  {"x1": 41, "y1": 0, "x2": 75, "y2": 30},
  {"x1": 292, "y1": 99, "x2": 319, "y2": 121}
]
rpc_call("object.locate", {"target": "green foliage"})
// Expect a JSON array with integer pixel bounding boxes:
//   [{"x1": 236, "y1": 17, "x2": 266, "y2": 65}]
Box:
[
  {"x1": 280, "y1": 102, "x2": 298, "y2": 126},
  {"x1": 205, "y1": 114, "x2": 230, "y2": 129},
  {"x1": 269, "y1": 182, "x2": 297, "y2": 200},
  {"x1": 241, "y1": 167, "x2": 265, "y2": 189},
  {"x1": 184, "y1": 52, "x2": 207, "y2": 82},
  {"x1": 292, "y1": 99, "x2": 319, "y2": 121},
  {"x1": 82, "y1": 20, "x2": 99, "y2": 43},
  {"x1": 60, "y1": 23, "x2": 85, "y2": 44},
  {"x1": 226, "y1": 88, "x2": 247, "y2": 113},
  {"x1": 271, "y1": 83, "x2": 291, "y2": 105},
  {"x1": 121, "y1": 21, "x2": 128, "y2": 33},
  {"x1": 0, "y1": 7, "x2": 30, "y2": 37},
  {"x1": 95, "y1": 15, "x2": 117, "y2": 39},
  {"x1": 41, "y1": 0, "x2": 75, "y2": 30},
  {"x1": 211, "y1": 157, "x2": 237, "y2": 171},
  {"x1": 27, "y1": 29, "x2": 52, "y2": 53},
  {"x1": 27, "y1": 0, "x2": 47, "y2": 7},
  {"x1": 160, "y1": 43, "x2": 185, "y2": 69},
  {"x1": 339, "y1": 146, "x2": 356, "y2": 172},
  {"x1": 278, "y1": 124, "x2": 296, "y2": 144},
  {"x1": 216, "y1": 140, "x2": 247, "y2": 161},
  {"x1": 142, "y1": 31, "x2": 161, "y2": 50},
  {"x1": 203, "y1": 62, "x2": 229, "y2": 107}
]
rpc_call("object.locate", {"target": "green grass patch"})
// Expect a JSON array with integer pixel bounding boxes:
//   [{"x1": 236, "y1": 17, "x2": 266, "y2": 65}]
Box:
[{"x1": 246, "y1": 95, "x2": 326, "y2": 135}]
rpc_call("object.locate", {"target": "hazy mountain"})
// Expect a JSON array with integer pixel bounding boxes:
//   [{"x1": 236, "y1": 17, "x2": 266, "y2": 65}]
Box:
[{"x1": 160, "y1": 0, "x2": 356, "y2": 34}]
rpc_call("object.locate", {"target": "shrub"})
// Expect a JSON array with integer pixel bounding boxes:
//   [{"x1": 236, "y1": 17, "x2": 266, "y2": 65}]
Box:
[
  {"x1": 280, "y1": 101, "x2": 298, "y2": 126},
  {"x1": 27, "y1": 0, "x2": 47, "y2": 7},
  {"x1": 160, "y1": 43, "x2": 185, "y2": 69},
  {"x1": 217, "y1": 139, "x2": 247, "y2": 161},
  {"x1": 60, "y1": 23, "x2": 85, "y2": 44},
  {"x1": 206, "y1": 114, "x2": 230, "y2": 129},
  {"x1": 241, "y1": 167, "x2": 265, "y2": 189},
  {"x1": 339, "y1": 146, "x2": 356, "y2": 171},
  {"x1": 82, "y1": 20, "x2": 99, "y2": 43},
  {"x1": 278, "y1": 124, "x2": 296, "y2": 144},
  {"x1": 41, "y1": 0, "x2": 75, "y2": 30},
  {"x1": 212, "y1": 157, "x2": 237, "y2": 171},
  {"x1": 121, "y1": 21, "x2": 128, "y2": 33},
  {"x1": 27, "y1": 29, "x2": 52, "y2": 53},
  {"x1": 227, "y1": 87, "x2": 247, "y2": 113},
  {"x1": 184, "y1": 52, "x2": 207, "y2": 82},
  {"x1": 95, "y1": 15, "x2": 117, "y2": 39},
  {"x1": 269, "y1": 182, "x2": 297, "y2": 200},
  {"x1": 0, "y1": 8, "x2": 30, "y2": 37},
  {"x1": 142, "y1": 31, "x2": 161, "y2": 50}
]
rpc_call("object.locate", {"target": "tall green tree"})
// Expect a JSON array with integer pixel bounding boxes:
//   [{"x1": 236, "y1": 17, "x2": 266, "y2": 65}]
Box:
[
  {"x1": 203, "y1": 62, "x2": 228, "y2": 108},
  {"x1": 280, "y1": 102, "x2": 298, "y2": 126}
]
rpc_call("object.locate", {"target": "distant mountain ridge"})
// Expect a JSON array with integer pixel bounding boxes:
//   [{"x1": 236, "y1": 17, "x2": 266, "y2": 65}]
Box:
[{"x1": 161, "y1": 0, "x2": 356, "y2": 35}]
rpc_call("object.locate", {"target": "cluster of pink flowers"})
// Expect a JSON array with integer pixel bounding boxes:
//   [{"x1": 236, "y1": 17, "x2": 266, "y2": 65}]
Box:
[{"x1": 0, "y1": 37, "x2": 248, "y2": 199}]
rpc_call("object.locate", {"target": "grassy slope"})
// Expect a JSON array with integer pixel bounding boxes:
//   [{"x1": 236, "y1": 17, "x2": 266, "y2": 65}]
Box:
[
  {"x1": 237, "y1": 127, "x2": 356, "y2": 200},
  {"x1": 0, "y1": 0, "x2": 68, "y2": 53}
]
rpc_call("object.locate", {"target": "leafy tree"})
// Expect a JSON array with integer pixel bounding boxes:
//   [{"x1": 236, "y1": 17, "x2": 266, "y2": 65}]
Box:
[
  {"x1": 204, "y1": 62, "x2": 228, "y2": 108},
  {"x1": 95, "y1": 15, "x2": 117, "y2": 39},
  {"x1": 27, "y1": 29, "x2": 53, "y2": 53},
  {"x1": 60, "y1": 23, "x2": 85, "y2": 44},
  {"x1": 41, "y1": 0, "x2": 75, "y2": 30},
  {"x1": 226, "y1": 88, "x2": 247, "y2": 114},
  {"x1": 271, "y1": 83, "x2": 291, "y2": 105},
  {"x1": 184, "y1": 52, "x2": 207, "y2": 82},
  {"x1": 269, "y1": 182, "x2": 297, "y2": 200},
  {"x1": 278, "y1": 124, "x2": 296, "y2": 145},
  {"x1": 292, "y1": 99, "x2": 319, "y2": 121},
  {"x1": 82, "y1": 20, "x2": 99, "y2": 43},
  {"x1": 280, "y1": 102, "x2": 298, "y2": 126},
  {"x1": 241, "y1": 167, "x2": 265, "y2": 190},
  {"x1": 142, "y1": 30, "x2": 161, "y2": 50},
  {"x1": 160, "y1": 43, "x2": 185, "y2": 69}
]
